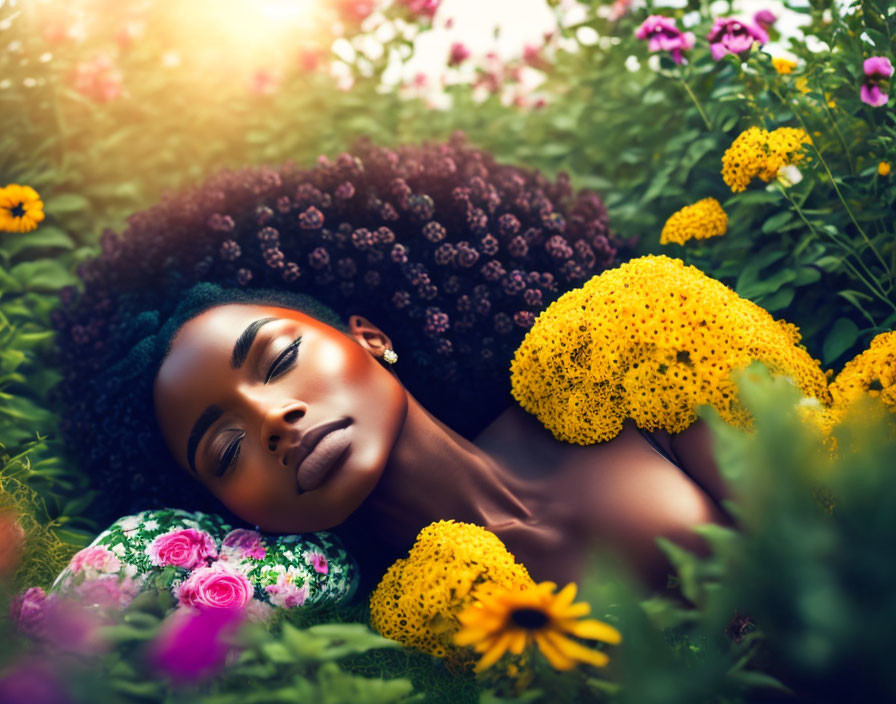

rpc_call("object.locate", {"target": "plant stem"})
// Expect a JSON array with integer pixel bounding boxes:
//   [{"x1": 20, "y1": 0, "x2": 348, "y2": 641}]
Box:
[
  {"x1": 779, "y1": 92, "x2": 893, "y2": 287},
  {"x1": 777, "y1": 184, "x2": 895, "y2": 316},
  {"x1": 679, "y1": 71, "x2": 712, "y2": 131}
]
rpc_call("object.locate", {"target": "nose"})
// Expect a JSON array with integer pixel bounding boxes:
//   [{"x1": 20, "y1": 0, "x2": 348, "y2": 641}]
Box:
[{"x1": 260, "y1": 401, "x2": 307, "y2": 466}]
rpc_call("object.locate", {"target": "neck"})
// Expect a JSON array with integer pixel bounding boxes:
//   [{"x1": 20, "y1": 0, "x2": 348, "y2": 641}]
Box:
[{"x1": 357, "y1": 393, "x2": 534, "y2": 553}]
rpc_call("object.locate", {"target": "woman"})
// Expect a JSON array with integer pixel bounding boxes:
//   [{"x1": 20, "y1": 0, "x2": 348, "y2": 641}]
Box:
[{"x1": 52, "y1": 135, "x2": 730, "y2": 592}]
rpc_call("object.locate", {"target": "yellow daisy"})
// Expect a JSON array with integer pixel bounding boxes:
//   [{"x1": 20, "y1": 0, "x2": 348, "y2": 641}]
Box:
[
  {"x1": 0, "y1": 184, "x2": 45, "y2": 233},
  {"x1": 454, "y1": 581, "x2": 621, "y2": 673}
]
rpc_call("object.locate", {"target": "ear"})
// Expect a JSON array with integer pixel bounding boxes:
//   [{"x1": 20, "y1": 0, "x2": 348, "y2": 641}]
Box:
[{"x1": 347, "y1": 314, "x2": 393, "y2": 357}]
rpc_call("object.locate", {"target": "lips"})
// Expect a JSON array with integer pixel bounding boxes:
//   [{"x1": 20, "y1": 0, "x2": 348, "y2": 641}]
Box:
[{"x1": 291, "y1": 418, "x2": 352, "y2": 492}]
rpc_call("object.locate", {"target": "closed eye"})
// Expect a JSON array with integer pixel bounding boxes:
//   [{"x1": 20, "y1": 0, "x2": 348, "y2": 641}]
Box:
[
  {"x1": 216, "y1": 431, "x2": 244, "y2": 477},
  {"x1": 265, "y1": 336, "x2": 302, "y2": 383}
]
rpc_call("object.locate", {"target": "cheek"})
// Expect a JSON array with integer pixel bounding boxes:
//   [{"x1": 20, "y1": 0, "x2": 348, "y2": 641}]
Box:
[{"x1": 214, "y1": 450, "x2": 288, "y2": 526}]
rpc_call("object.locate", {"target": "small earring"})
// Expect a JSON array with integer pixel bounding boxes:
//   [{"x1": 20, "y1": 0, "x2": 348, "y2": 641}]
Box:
[{"x1": 382, "y1": 348, "x2": 398, "y2": 365}]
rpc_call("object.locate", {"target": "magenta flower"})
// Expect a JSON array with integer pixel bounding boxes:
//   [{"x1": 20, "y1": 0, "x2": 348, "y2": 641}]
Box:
[
  {"x1": 448, "y1": 42, "x2": 471, "y2": 66},
  {"x1": 861, "y1": 82, "x2": 889, "y2": 107},
  {"x1": 753, "y1": 9, "x2": 777, "y2": 30},
  {"x1": 149, "y1": 607, "x2": 245, "y2": 685},
  {"x1": 707, "y1": 17, "x2": 768, "y2": 61},
  {"x1": 864, "y1": 56, "x2": 894, "y2": 79},
  {"x1": 400, "y1": 0, "x2": 440, "y2": 18},
  {"x1": 861, "y1": 57, "x2": 892, "y2": 107},
  {"x1": 221, "y1": 528, "x2": 266, "y2": 560},
  {"x1": 304, "y1": 550, "x2": 329, "y2": 574},
  {"x1": 635, "y1": 15, "x2": 695, "y2": 65},
  {"x1": 9, "y1": 587, "x2": 48, "y2": 637}
]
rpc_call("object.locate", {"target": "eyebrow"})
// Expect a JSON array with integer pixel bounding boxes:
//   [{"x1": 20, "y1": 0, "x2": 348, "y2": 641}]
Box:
[
  {"x1": 186, "y1": 317, "x2": 278, "y2": 474},
  {"x1": 232, "y1": 317, "x2": 277, "y2": 369}
]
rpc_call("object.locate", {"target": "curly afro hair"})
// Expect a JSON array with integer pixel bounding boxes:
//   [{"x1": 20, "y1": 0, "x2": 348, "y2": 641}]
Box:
[{"x1": 50, "y1": 133, "x2": 624, "y2": 524}]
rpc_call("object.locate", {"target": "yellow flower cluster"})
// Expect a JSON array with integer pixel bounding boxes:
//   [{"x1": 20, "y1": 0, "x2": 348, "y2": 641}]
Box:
[
  {"x1": 509, "y1": 255, "x2": 831, "y2": 444},
  {"x1": 772, "y1": 57, "x2": 797, "y2": 74},
  {"x1": 721, "y1": 127, "x2": 811, "y2": 192},
  {"x1": 369, "y1": 520, "x2": 534, "y2": 663},
  {"x1": 827, "y1": 331, "x2": 896, "y2": 425},
  {"x1": 0, "y1": 184, "x2": 45, "y2": 233},
  {"x1": 660, "y1": 197, "x2": 728, "y2": 246},
  {"x1": 879, "y1": 162, "x2": 891, "y2": 177}
]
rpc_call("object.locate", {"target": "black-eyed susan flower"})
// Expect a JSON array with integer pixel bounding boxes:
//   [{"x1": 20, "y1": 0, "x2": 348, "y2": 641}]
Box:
[
  {"x1": 454, "y1": 581, "x2": 621, "y2": 672},
  {"x1": 0, "y1": 184, "x2": 45, "y2": 233},
  {"x1": 660, "y1": 198, "x2": 727, "y2": 245},
  {"x1": 369, "y1": 520, "x2": 534, "y2": 663},
  {"x1": 510, "y1": 255, "x2": 831, "y2": 444}
]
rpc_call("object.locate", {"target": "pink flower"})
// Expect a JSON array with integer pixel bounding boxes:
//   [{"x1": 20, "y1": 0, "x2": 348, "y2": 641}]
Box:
[
  {"x1": 72, "y1": 575, "x2": 141, "y2": 609},
  {"x1": 864, "y1": 56, "x2": 894, "y2": 79},
  {"x1": 861, "y1": 82, "x2": 889, "y2": 107},
  {"x1": 264, "y1": 571, "x2": 309, "y2": 608},
  {"x1": 635, "y1": 15, "x2": 696, "y2": 65},
  {"x1": 449, "y1": 42, "x2": 471, "y2": 66},
  {"x1": 68, "y1": 546, "x2": 121, "y2": 576},
  {"x1": 753, "y1": 10, "x2": 777, "y2": 30},
  {"x1": 71, "y1": 54, "x2": 122, "y2": 102},
  {"x1": 707, "y1": 17, "x2": 768, "y2": 61},
  {"x1": 9, "y1": 587, "x2": 48, "y2": 637},
  {"x1": 221, "y1": 529, "x2": 266, "y2": 560},
  {"x1": 249, "y1": 68, "x2": 282, "y2": 97},
  {"x1": 149, "y1": 607, "x2": 245, "y2": 684},
  {"x1": 176, "y1": 565, "x2": 253, "y2": 610},
  {"x1": 400, "y1": 0, "x2": 440, "y2": 18},
  {"x1": 304, "y1": 550, "x2": 329, "y2": 574},
  {"x1": 147, "y1": 529, "x2": 217, "y2": 570},
  {"x1": 336, "y1": 0, "x2": 375, "y2": 24}
]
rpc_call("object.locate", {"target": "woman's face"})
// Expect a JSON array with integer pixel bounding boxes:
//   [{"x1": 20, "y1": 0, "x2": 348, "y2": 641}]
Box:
[{"x1": 153, "y1": 303, "x2": 408, "y2": 533}]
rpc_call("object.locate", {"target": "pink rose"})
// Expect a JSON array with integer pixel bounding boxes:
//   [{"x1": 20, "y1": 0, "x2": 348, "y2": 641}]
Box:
[
  {"x1": 221, "y1": 529, "x2": 266, "y2": 560},
  {"x1": 69, "y1": 546, "x2": 121, "y2": 576},
  {"x1": 176, "y1": 565, "x2": 253, "y2": 610},
  {"x1": 304, "y1": 550, "x2": 329, "y2": 574},
  {"x1": 147, "y1": 529, "x2": 217, "y2": 570},
  {"x1": 9, "y1": 587, "x2": 48, "y2": 636}
]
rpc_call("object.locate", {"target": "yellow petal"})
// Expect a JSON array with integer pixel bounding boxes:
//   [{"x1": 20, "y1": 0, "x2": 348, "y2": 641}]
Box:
[
  {"x1": 508, "y1": 630, "x2": 528, "y2": 655},
  {"x1": 475, "y1": 630, "x2": 515, "y2": 672},
  {"x1": 534, "y1": 631, "x2": 575, "y2": 670},
  {"x1": 565, "y1": 618, "x2": 622, "y2": 644},
  {"x1": 554, "y1": 601, "x2": 591, "y2": 619},
  {"x1": 455, "y1": 626, "x2": 494, "y2": 646},
  {"x1": 554, "y1": 582, "x2": 578, "y2": 609},
  {"x1": 544, "y1": 631, "x2": 610, "y2": 668}
]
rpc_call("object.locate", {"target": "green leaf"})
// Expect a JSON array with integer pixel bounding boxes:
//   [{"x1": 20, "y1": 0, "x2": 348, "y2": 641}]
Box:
[
  {"x1": 43, "y1": 193, "x2": 90, "y2": 215},
  {"x1": 761, "y1": 210, "x2": 794, "y2": 234},
  {"x1": 822, "y1": 317, "x2": 860, "y2": 363},
  {"x1": 1, "y1": 226, "x2": 76, "y2": 258},
  {"x1": 9, "y1": 259, "x2": 77, "y2": 291}
]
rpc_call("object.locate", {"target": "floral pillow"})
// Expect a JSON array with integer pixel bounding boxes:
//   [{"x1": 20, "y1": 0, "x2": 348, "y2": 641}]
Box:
[{"x1": 48, "y1": 508, "x2": 359, "y2": 622}]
